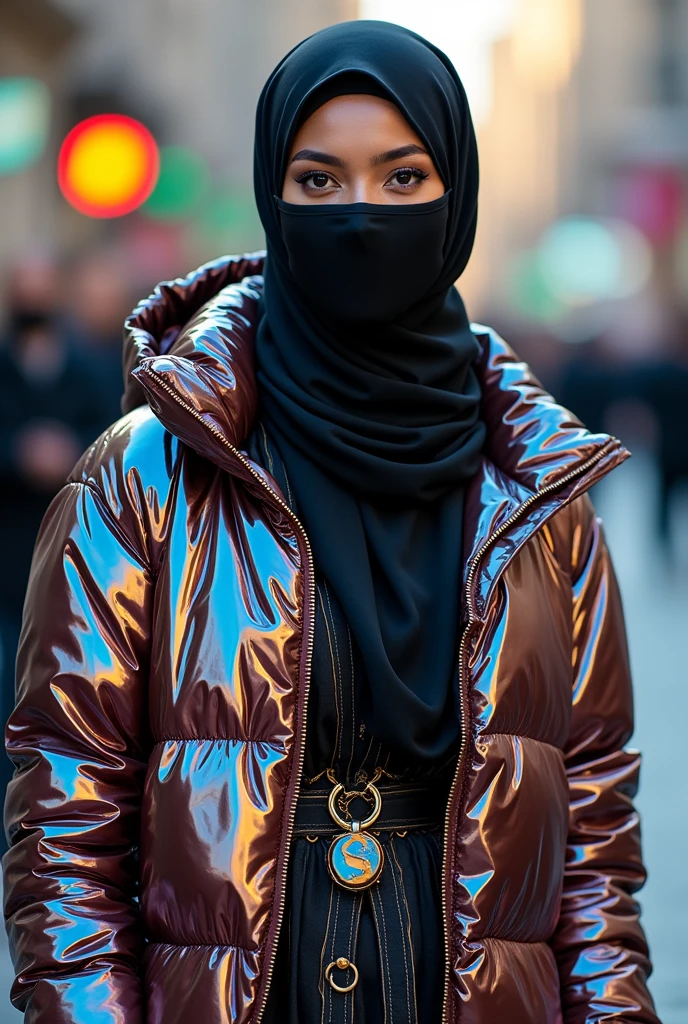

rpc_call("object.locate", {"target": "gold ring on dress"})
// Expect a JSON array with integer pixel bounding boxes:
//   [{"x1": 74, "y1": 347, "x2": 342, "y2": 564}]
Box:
[
  {"x1": 325, "y1": 957, "x2": 359, "y2": 993},
  {"x1": 327, "y1": 782, "x2": 382, "y2": 832}
]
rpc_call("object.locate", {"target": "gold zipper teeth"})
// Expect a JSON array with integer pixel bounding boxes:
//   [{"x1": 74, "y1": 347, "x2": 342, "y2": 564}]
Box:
[
  {"x1": 141, "y1": 368, "x2": 316, "y2": 1024},
  {"x1": 439, "y1": 439, "x2": 617, "y2": 1023},
  {"x1": 144, "y1": 367, "x2": 619, "y2": 1023}
]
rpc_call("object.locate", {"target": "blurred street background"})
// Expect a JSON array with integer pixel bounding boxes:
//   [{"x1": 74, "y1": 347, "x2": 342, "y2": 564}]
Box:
[{"x1": 1, "y1": 0, "x2": 687, "y2": 1020}]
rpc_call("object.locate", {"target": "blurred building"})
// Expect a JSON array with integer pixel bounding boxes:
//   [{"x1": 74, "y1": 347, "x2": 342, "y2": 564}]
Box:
[
  {"x1": 0, "y1": 0, "x2": 357, "y2": 289},
  {"x1": 55, "y1": 0, "x2": 357, "y2": 207},
  {"x1": 466, "y1": 0, "x2": 688, "y2": 350},
  {"x1": 0, "y1": 0, "x2": 78, "y2": 277},
  {"x1": 462, "y1": 0, "x2": 688, "y2": 555}
]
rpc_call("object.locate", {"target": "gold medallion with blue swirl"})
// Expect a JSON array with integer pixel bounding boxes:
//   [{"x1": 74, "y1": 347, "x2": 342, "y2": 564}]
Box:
[{"x1": 327, "y1": 829, "x2": 384, "y2": 890}]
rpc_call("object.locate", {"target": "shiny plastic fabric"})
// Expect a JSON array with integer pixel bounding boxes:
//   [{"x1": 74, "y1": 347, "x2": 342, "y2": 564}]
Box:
[{"x1": 4, "y1": 253, "x2": 659, "y2": 1023}]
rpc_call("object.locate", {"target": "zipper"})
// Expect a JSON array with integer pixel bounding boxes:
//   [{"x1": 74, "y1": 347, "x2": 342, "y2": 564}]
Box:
[
  {"x1": 439, "y1": 440, "x2": 616, "y2": 1023},
  {"x1": 141, "y1": 368, "x2": 316, "y2": 1024}
]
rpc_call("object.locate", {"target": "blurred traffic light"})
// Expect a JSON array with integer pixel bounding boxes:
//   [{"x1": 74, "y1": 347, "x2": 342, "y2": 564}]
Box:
[{"x1": 58, "y1": 114, "x2": 160, "y2": 218}]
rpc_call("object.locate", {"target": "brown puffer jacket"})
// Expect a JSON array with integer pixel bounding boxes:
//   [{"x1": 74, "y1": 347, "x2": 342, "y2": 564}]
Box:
[{"x1": 4, "y1": 253, "x2": 659, "y2": 1024}]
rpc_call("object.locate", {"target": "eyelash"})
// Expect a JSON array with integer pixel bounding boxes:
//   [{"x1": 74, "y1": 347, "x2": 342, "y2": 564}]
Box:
[{"x1": 294, "y1": 167, "x2": 430, "y2": 192}]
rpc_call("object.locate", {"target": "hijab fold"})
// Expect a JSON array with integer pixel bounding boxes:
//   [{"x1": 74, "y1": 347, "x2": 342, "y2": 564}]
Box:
[{"x1": 253, "y1": 21, "x2": 485, "y2": 760}]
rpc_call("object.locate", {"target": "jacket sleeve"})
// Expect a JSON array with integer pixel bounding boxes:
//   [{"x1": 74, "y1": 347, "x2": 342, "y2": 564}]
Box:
[
  {"x1": 3, "y1": 476, "x2": 152, "y2": 1022},
  {"x1": 552, "y1": 494, "x2": 660, "y2": 1024}
]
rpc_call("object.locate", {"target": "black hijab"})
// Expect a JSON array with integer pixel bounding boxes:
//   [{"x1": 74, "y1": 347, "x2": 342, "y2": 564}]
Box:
[{"x1": 253, "y1": 20, "x2": 485, "y2": 760}]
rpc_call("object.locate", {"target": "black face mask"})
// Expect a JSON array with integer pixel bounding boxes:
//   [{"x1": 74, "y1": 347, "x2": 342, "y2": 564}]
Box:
[{"x1": 276, "y1": 192, "x2": 450, "y2": 323}]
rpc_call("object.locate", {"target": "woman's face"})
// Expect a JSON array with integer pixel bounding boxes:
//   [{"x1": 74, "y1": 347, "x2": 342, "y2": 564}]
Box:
[{"x1": 282, "y1": 94, "x2": 445, "y2": 206}]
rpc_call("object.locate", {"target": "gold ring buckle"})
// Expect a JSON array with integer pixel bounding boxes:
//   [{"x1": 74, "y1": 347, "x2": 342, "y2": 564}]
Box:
[
  {"x1": 325, "y1": 957, "x2": 359, "y2": 993},
  {"x1": 327, "y1": 781, "x2": 382, "y2": 832}
]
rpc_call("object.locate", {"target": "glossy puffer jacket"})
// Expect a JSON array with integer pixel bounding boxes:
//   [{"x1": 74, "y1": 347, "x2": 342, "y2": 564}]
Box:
[{"x1": 4, "y1": 253, "x2": 659, "y2": 1024}]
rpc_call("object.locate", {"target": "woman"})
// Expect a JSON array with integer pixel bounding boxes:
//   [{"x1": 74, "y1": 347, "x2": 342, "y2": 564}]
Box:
[{"x1": 3, "y1": 21, "x2": 659, "y2": 1024}]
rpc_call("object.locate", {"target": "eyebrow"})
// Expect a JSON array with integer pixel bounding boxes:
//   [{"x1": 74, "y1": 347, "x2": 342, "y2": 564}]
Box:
[
  {"x1": 289, "y1": 143, "x2": 429, "y2": 168},
  {"x1": 370, "y1": 143, "x2": 429, "y2": 165},
  {"x1": 290, "y1": 149, "x2": 345, "y2": 167}
]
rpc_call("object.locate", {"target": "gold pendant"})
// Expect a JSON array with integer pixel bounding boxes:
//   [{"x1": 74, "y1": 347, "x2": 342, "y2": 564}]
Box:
[{"x1": 326, "y1": 780, "x2": 384, "y2": 891}]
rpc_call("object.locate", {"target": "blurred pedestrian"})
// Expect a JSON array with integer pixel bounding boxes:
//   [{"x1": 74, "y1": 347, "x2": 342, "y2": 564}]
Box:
[
  {"x1": 67, "y1": 248, "x2": 136, "y2": 423},
  {"x1": 0, "y1": 253, "x2": 103, "y2": 850},
  {"x1": 635, "y1": 357, "x2": 688, "y2": 551},
  {"x1": 557, "y1": 332, "x2": 688, "y2": 554},
  {"x1": 3, "y1": 22, "x2": 660, "y2": 1024}
]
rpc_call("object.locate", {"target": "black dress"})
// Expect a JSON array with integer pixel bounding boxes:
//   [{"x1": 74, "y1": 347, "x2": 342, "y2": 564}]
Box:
[{"x1": 247, "y1": 422, "x2": 457, "y2": 1024}]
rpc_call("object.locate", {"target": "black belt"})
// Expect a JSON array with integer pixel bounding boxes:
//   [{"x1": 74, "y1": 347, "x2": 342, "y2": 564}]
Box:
[
  {"x1": 293, "y1": 780, "x2": 444, "y2": 1022},
  {"x1": 293, "y1": 782, "x2": 444, "y2": 837}
]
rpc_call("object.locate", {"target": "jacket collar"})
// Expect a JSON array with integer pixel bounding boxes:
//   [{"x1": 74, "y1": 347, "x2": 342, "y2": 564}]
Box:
[
  {"x1": 461, "y1": 323, "x2": 628, "y2": 611},
  {"x1": 124, "y1": 253, "x2": 266, "y2": 490},
  {"x1": 125, "y1": 255, "x2": 629, "y2": 560}
]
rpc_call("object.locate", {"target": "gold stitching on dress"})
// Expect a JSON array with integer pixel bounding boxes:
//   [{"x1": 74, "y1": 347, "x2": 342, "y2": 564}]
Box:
[
  {"x1": 344, "y1": 620, "x2": 357, "y2": 781},
  {"x1": 326, "y1": 888, "x2": 343, "y2": 1024},
  {"x1": 389, "y1": 837, "x2": 418, "y2": 1023},
  {"x1": 349, "y1": 897, "x2": 363, "y2": 1024},
  {"x1": 386, "y1": 844, "x2": 411, "y2": 1019},
  {"x1": 319, "y1": 883, "x2": 336, "y2": 1023},
  {"x1": 370, "y1": 885, "x2": 391, "y2": 1024},
  {"x1": 323, "y1": 582, "x2": 345, "y2": 765},
  {"x1": 345, "y1": 897, "x2": 360, "y2": 1023}
]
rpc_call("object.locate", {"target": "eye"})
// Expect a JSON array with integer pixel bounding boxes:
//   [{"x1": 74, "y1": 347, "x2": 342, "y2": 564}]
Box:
[
  {"x1": 386, "y1": 167, "x2": 430, "y2": 191},
  {"x1": 294, "y1": 170, "x2": 339, "y2": 193}
]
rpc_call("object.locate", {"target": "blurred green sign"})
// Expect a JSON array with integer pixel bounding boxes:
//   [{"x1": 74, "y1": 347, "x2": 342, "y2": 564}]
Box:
[
  {"x1": 144, "y1": 145, "x2": 210, "y2": 220},
  {"x1": 507, "y1": 215, "x2": 655, "y2": 327},
  {"x1": 506, "y1": 250, "x2": 566, "y2": 324},
  {"x1": 538, "y1": 217, "x2": 652, "y2": 305},
  {"x1": 0, "y1": 78, "x2": 51, "y2": 175}
]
